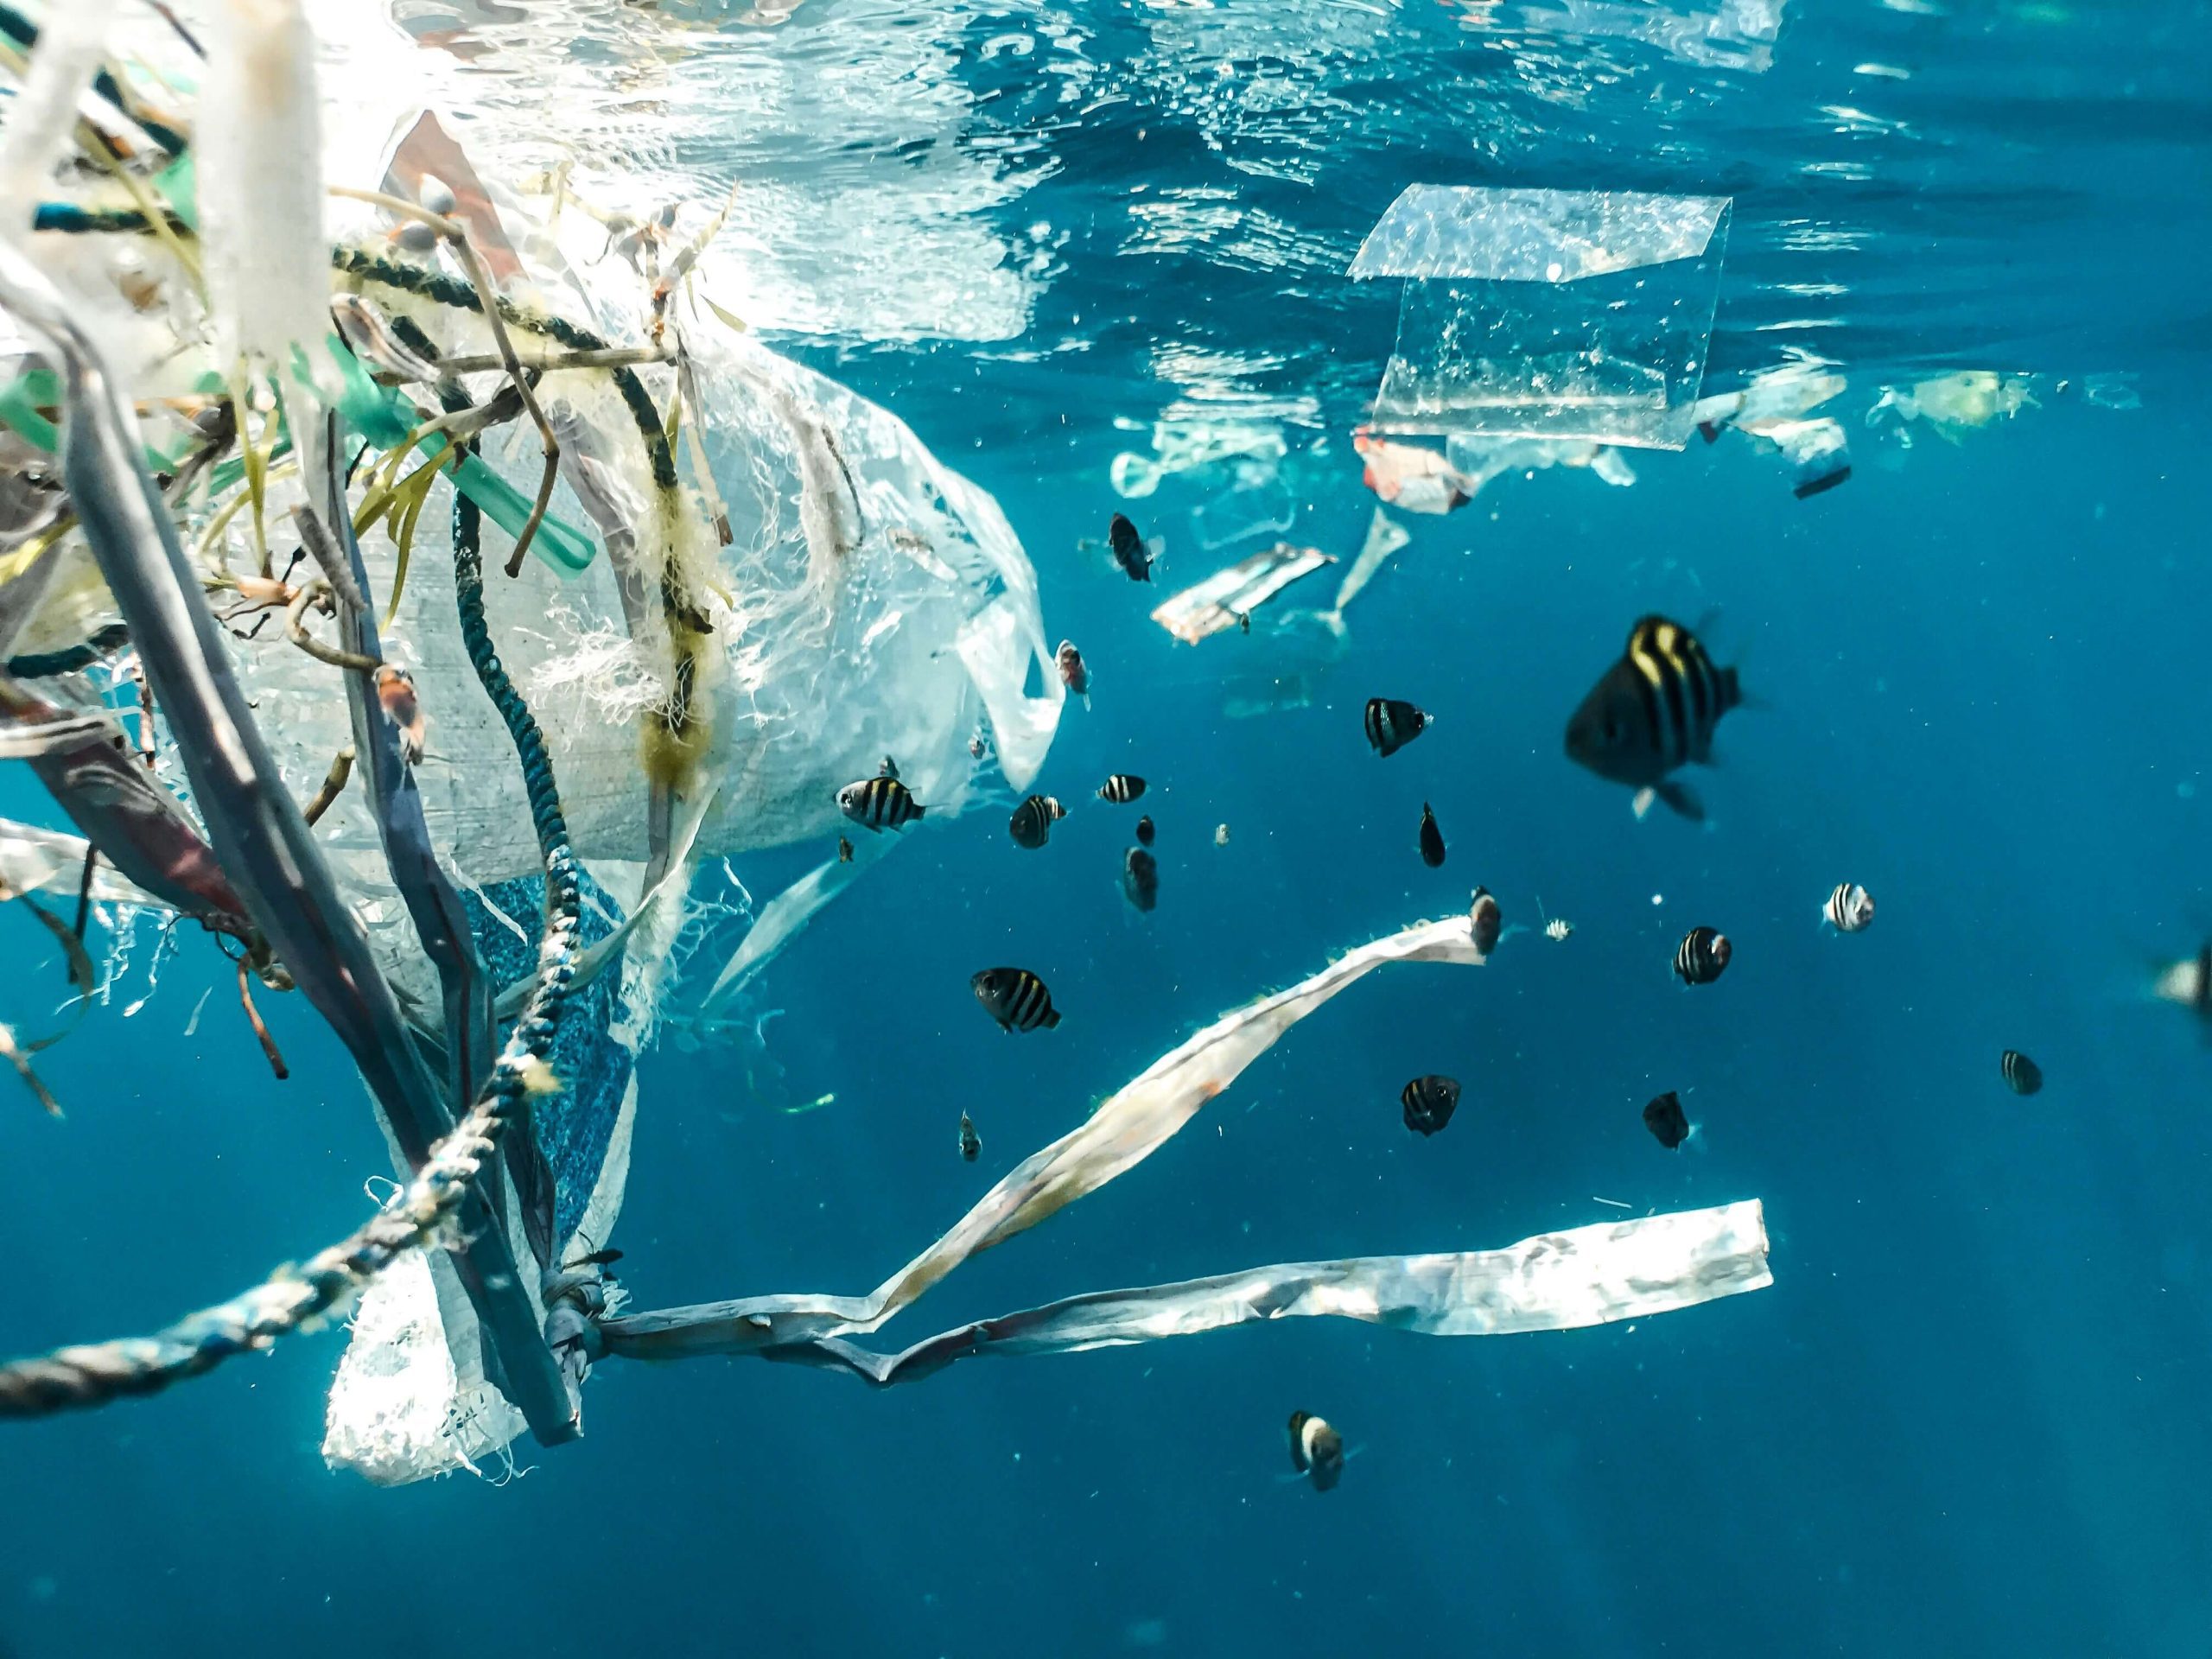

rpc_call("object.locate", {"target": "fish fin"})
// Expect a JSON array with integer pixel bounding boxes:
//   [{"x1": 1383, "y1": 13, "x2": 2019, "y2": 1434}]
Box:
[
  {"x1": 1146, "y1": 535, "x2": 1165, "y2": 558},
  {"x1": 911, "y1": 804, "x2": 928, "y2": 819},
  {"x1": 1698, "y1": 420, "x2": 1724, "y2": 443},
  {"x1": 1653, "y1": 779, "x2": 1705, "y2": 821},
  {"x1": 1631, "y1": 787, "x2": 1656, "y2": 821},
  {"x1": 1042, "y1": 1007, "x2": 1062, "y2": 1029},
  {"x1": 1081, "y1": 693, "x2": 1092, "y2": 712}
]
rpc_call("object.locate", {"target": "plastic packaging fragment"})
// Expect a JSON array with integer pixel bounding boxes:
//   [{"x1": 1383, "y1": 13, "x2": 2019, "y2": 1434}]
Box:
[
  {"x1": 1150, "y1": 542, "x2": 1336, "y2": 645},
  {"x1": 1110, "y1": 419, "x2": 1286, "y2": 499},
  {"x1": 1324, "y1": 508, "x2": 1409, "y2": 627},
  {"x1": 1349, "y1": 186, "x2": 1730, "y2": 283},
  {"x1": 747, "y1": 1200, "x2": 1774, "y2": 1388},
  {"x1": 1691, "y1": 364, "x2": 1849, "y2": 494},
  {"x1": 699, "y1": 830, "x2": 893, "y2": 1014},
  {"x1": 0, "y1": 0, "x2": 125, "y2": 239},
  {"x1": 1190, "y1": 474, "x2": 1294, "y2": 550},
  {"x1": 602, "y1": 915, "x2": 1491, "y2": 1360},
  {"x1": 0, "y1": 816, "x2": 172, "y2": 909},
  {"x1": 1351, "y1": 186, "x2": 1731, "y2": 448},
  {"x1": 1866, "y1": 370, "x2": 2037, "y2": 441}
]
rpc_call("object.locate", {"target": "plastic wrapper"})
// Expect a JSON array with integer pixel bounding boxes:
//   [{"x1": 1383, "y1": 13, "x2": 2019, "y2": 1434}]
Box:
[
  {"x1": 1867, "y1": 371, "x2": 2037, "y2": 443},
  {"x1": 1351, "y1": 186, "x2": 1731, "y2": 449},
  {"x1": 1110, "y1": 419, "x2": 1286, "y2": 499},
  {"x1": 1150, "y1": 543, "x2": 1335, "y2": 645}
]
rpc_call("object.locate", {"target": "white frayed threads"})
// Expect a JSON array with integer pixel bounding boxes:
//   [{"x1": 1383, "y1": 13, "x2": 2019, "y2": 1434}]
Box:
[
  {"x1": 525, "y1": 614, "x2": 677, "y2": 734},
  {"x1": 198, "y1": 0, "x2": 334, "y2": 396}
]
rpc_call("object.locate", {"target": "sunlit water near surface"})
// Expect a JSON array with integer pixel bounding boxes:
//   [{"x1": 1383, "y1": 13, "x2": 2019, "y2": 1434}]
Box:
[{"x1": 4, "y1": 0, "x2": 2212, "y2": 1654}]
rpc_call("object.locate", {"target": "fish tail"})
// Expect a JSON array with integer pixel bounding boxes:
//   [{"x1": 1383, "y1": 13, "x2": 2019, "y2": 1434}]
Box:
[{"x1": 1042, "y1": 1006, "x2": 1062, "y2": 1029}]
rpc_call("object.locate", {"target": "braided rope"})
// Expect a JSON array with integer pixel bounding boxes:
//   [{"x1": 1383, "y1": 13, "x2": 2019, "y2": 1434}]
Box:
[{"x1": 0, "y1": 494, "x2": 582, "y2": 1419}]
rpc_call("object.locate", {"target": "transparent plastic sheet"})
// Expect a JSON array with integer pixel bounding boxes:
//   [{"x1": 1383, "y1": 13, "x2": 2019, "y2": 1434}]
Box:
[
  {"x1": 1351, "y1": 187, "x2": 1731, "y2": 449},
  {"x1": 602, "y1": 916, "x2": 1774, "y2": 1370},
  {"x1": 1149, "y1": 542, "x2": 1335, "y2": 645},
  {"x1": 1189, "y1": 474, "x2": 1294, "y2": 550}
]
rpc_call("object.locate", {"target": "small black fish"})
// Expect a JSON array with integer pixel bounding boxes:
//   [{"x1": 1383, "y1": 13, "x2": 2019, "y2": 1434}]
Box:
[
  {"x1": 1008, "y1": 793, "x2": 1066, "y2": 849},
  {"x1": 958, "y1": 1111, "x2": 981, "y2": 1163},
  {"x1": 1287, "y1": 1410, "x2": 1344, "y2": 1492},
  {"x1": 1401, "y1": 1073, "x2": 1460, "y2": 1136},
  {"x1": 1364, "y1": 696, "x2": 1429, "y2": 758},
  {"x1": 1098, "y1": 773, "x2": 1147, "y2": 804},
  {"x1": 1675, "y1": 926, "x2": 1731, "y2": 986},
  {"x1": 2000, "y1": 1049, "x2": 2043, "y2": 1096},
  {"x1": 1565, "y1": 614, "x2": 1743, "y2": 821},
  {"x1": 972, "y1": 967, "x2": 1060, "y2": 1033},
  {"x1": 1135, "y1": 814, "x2": 1155, "y2": 848},
  {"x1": 1109, "y1": 512, "x2": 1157, "y2": 582},
  {"x1": 564, "y1": 1247, "x2": 625, "y2": 1269},
  {"x1": 1418, "y1": 803, "x2": 1446, "y2": 868},
  {"x1": 1468, "y1": 887, "x2": 1501, "y2": 954},
  {"x1": 837, "y1": 773, "x2": 925, "y2": 831},
  {"x1": 1123, "y1": 846, "x2": 1159, "y2": 912},
  {"x1": 837, "y1": 836, "x2": 854, "y2": 864},
  {"x1": 1643, "y1": 1090, "x2": 1690, "y2": 1149}
]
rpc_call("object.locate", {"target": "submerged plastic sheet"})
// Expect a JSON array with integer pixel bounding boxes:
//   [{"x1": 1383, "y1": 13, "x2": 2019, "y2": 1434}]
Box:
[
  {"x1": 1352, "y1": 186, "x2": 1731, "y2": 449},
  {"x1": 1150, "y1": 543, "x2": 1336, "y2": 645},
  {"x1": 772, "y1": 1201, "x2": 1772, "y2": 1387},
  {"x1": 606, "y1": 915, "x2": 1494, "y2": 1358}
]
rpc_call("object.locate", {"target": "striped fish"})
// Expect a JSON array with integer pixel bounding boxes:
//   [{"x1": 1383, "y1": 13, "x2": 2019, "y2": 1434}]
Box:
[
  {"x1": 837, "y1": 773, "x2": 925, "y2": 831},
  {"x1": 958, "y1": 1111, "x2": 981, "y2": 1163},
  {"x1": 1565, "y1": 614, "x2": 1743, "y2": 821},
  {"x1": 1098, "y1": 773, "x2": 1147, "y2": 804},
  {"x1": 1364, "y1": 696, "x2": 1429, "y2": 758},
  {"x1": 2000, "y1": 1049, "x2": 2043, "y2": 1096},
  {"x1": 971, "y1": 967, "x2": 1060, "y2": 1033},
  {"x1": 1401, "y1": 1074, "x2": 1460, "y2": 1136},
  {"x1": 1008, "y1": 793, "x2": 1066, "y2": 849},
  {"x1": 1675, "y1": 926, "x2": 1732, "y2": 986},
  {"x1": 1824, "y1": 882, "x2": 1875, "y2": 931}
]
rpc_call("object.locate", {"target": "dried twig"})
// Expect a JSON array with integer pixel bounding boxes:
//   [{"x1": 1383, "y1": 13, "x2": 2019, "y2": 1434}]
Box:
[
  {"x1": 236, "y1": 957, "x2": 288, "y2": 1080},
  {"x1": 283, "y1": 582, "x2": 379, "y2": 672},
  {"x1": 301, "y1": 745, "x2": 355, "y2": 826}
]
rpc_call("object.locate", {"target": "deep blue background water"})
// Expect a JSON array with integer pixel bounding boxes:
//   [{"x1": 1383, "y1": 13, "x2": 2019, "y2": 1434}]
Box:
[{"x1": 7, "y1": 0, "x2": 2212, "y2": 1655}]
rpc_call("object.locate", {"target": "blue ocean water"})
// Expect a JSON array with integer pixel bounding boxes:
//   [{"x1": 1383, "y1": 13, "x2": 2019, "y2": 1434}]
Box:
[{"x1": 5, "y1": 1, "x2": 2212, "y2": 1655}]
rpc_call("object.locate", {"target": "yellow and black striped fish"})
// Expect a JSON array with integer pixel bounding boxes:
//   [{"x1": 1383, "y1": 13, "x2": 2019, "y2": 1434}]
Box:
[
  {"x1": 1008, "y1": 793, "x2": 1066, "y2": 849},
  {"x1": 1098, "y1": 773, "x2": 1147, "y2": 804},
  {"x1": 972, "y1": 967, "x2": 1061, "y2": 1033},
  {"x1": 1824, "y1": 882, "x2": 1875, "y2": 931},
  {"x1": 1675, "y1": 926, "x2": 1732, "y2": 986},
  {"x1": 2000, "y1": 1049, "x2": 2043, "y2": 1096},
  {"x1": 837, "y1": 772, "x2": 925, "y2": 831},
  {"x1": 1566, "y1": 615, "x2": 1743, "y2": 821}
]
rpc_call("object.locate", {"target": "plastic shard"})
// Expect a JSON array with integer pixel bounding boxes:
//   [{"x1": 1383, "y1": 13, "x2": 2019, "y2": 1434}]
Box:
[
  {"x1": 1151, "y1": 542, "x2": 1337, "y2": 645},
  {"x1": 1351, "y1": 186, "x2": 1732, "y2": 449}
]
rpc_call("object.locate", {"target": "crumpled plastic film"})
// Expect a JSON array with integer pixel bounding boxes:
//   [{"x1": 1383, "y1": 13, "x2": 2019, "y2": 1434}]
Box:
[
  {"x1": 778, "y1": 1200, "x2": 1773, "y2": 1387},
  {"x1": 1351, "y1": 186, "x2": 1732, "y2": 448}
]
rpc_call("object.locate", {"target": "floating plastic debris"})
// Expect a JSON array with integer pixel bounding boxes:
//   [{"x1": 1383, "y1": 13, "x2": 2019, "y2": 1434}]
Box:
[
  {"x1": 1191, "y1": 473, "x2": 1296, "y2": 550},
  {"x1": 1866, "y1": 371, "x2": 2037, "y2": 442},
  {"x1": 1110, "y1": 419, "x2": 1287, "y2": 499},
  {"x1": 1151, "y1": 542, "x2": 1336, "y2": 645},
  {"x1": 1350, "y1": 186, "x2": 1732, "y2": 449},
  {"x1": 1693, "y1": 362, "x2": 1853, "y2": 495}
]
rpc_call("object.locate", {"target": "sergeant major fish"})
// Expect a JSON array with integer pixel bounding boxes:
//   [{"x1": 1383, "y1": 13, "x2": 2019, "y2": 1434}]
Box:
[
  {"x1": 1566, "y1": 615, "x2": 1743, "y2": 822},
  {"x1": 1675, "y1": 926, "x2": 1731, "y2": 986},
  {"x1": 971, "y1": 967, "x2": 1061, "y2": 1033},
  {"x1": 1364, "y1": 696, "x2": 1429, "y2": 759},
  {"x1": 1008, "y1": 793, "x2": 1066, "y2": 850},
  {"x1": 838, "y1": 772, "x2": 925, "y2": 831},
  {"x1": 1823, "y1": 882, "x2": 1875, "y2": 932},
  {"x1": 1401, "y1": 1074, "x2": 1460, "y2": 1136},
  {"x1": 1418, "y1": 803, "x2": 1446, "y2": 868},
  {"x1": 1098, "y1": 773, "x2": 1147, "y2": 804}
]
